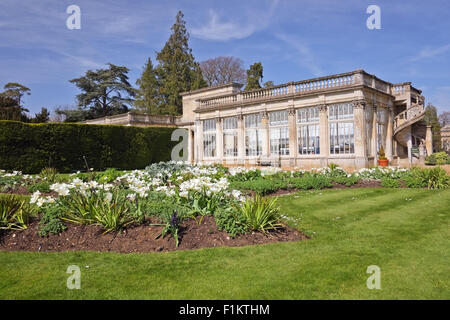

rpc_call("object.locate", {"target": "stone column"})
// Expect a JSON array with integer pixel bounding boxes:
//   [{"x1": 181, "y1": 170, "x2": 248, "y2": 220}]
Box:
[
  {"x1": 216, "y1": 117, "x2": 223, "y2": 162},
  {"x1": 195, "y1": 120, "x2": 203, "y2": 164},
  {"x1": 425, "y1": 125, "x2": 433, "y2": 156},
  {"x1": 261, "y1": 110, "x2": 270, "y2": 157},
  {"x1": 188, "y1": 127, "x2": 194, "y2": 163},
  {"x1": 318, "y1": 104, "x2": 329, "y2": 167},
  {"x1": 288, "y1": 106, "x2": 297, "y2": 166},
  {"x1": 407, "y1": 127, "x2": 412, "y2": 164},
  {"x1": 237, "y1": 114, "x2": 245, "y2": 164},
  {"x1": 353, "y1": 100, "x2": 367, "y2": 168},
  {"x1": 385, "y1": 106, "x2": 393, "y2": 161},
  {"x1": 371, "y1": 104, "x2": 378, "y2": 163}
]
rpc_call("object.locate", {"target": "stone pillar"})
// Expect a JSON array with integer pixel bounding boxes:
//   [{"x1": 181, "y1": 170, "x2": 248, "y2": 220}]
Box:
[
  {"x1": 216, "y1": 117, "x2": 223, "y2": 162},
  {"x1": 318, "y1": 105, "x2": 329, "y2": 167},
  {"x1": 353, "y1": 100, "x2": 367, "y2": 168},
  {"x1": 188, "y1": 127, "x2": 194, "y2": 163},
  {"x1": 288, "y1": 106, "x2": 297, "y2": 166},
  {"x1": 195, "y1": 120, "x2": 203, "y2": 164},
  {"x1": 261, "y1": 110, "x2": 270, "y2": 157},
  {"x1": 425, "y1": 125, "x2": 433, "y2": 156},
  {"x1": 237, "y1": 114, "x2": 245, "y2": 164},
  {"x1": 385, "y1": 106, "x2": 393, "y2": 161},
  {"x1": 371, "y1": 104, "x2": 378, "y2": 163},
  {"x1": 407, "y1": 126, "x2": 412, "y2": 164}
]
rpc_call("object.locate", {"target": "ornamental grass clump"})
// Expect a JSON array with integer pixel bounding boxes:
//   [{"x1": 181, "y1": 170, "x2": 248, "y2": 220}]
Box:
[
  {"x1": 0, "y1": 195, "x2": 35, "y2": 230},
  {"x1": 239, "y1": 195, "x2": 282, "y2": 233}
]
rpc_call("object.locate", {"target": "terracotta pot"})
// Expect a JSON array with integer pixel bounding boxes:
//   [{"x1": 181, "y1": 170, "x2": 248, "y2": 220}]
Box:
[{"x1": 378, "y1": 159, "x2": 389, "y2": 167}]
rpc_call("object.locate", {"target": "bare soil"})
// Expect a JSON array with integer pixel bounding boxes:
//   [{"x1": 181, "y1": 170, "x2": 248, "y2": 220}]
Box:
[{"x1": 0, "y1": 216, "x2": 307, "y2": 254}]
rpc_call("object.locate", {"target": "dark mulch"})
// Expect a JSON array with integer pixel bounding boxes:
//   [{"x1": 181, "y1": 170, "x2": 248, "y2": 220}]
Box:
[
  {"x1": 3, "y1": 186, "x2": 57, "y2": 197},
  {"x1": 0, "y1": 216, "x2": 307, "y2": 254}
]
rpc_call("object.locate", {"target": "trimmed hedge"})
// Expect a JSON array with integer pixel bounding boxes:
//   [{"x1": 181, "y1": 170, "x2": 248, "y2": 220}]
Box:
[{"x1": 0, "y1": 121, "x2": 178, "y2": 173}]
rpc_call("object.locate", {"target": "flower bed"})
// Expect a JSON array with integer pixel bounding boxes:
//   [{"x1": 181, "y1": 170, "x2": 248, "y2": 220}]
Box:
[{"x1": 0, "y1": 162, "x2": 448, "y2": 251}]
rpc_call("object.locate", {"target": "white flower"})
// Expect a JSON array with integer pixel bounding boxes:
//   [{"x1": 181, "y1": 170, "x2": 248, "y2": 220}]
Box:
[
  {"x1": 104, "y1": 192, "x2": 113, "y2": 203},
  {"x1": 126, "y1": 193, "x2": 136, "y2": 201}
]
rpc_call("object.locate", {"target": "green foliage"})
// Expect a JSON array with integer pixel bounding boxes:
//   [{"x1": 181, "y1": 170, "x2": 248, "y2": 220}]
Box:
[
  {"x1": 214, "y1": 207, "x2": 248, "y2": 237},
  {"x1": 405, "y1": 167, "x2": 449, "y2": 189},
  {"x1": 96, "y1": 168, "x2": 123, "y2": 184},
  {"x1": 289, "y1": 174, "x2": 332, "y2": 190},
  {"x1": 38, "y1": 205, "x2": 67, "y2": 236},
  {"x1": 378, "y1": 145, "x2": 387, "y2": 160},
  {"x1": 69, "y1": 63, "x2": 135, "y2": 118},
  {"x1": 425, "y1": 152, "x2": 450, "y2": 165},
  {"x1": 40, "y1": 167, "x2": 58, "y2": 183},
  {"x1": 239, "y1": 195, "x2": 282, "y2": 233},
  {"x1": 0, "y1": 121, "x2": 176, "y2": 173},
  {"x1": 0, "y1": 195, "x2": 35, "y2": 230},
  {"x1": 228, "y1": 169, "x2": 262, "y2": 182},
  {"x1": 135, "y1": 58, "x2": 160, "y2": 114},
  {"x1": 155, "y1": 211, "x2": 182, "y2": 247},
  {"x1": 27, "y1": 181, "x2": 51, "y2": 193},
  {"x1": 381, "y1": 177, "x2": 401, "y2": 188},
  {"x1": 424, "y1": 103, "x2": 442, "y2": 152},
  {"x1": 154, "y1": 11, "x2": 207, "y2": 115},
  {"x1": 31, "y1": 108, "x2": 50, "y2": 123},
  {"x1": 229, "y1": 178, "x2": 287, "y2": 195},
  {"x1": 331, "y1": 175, "x2": 360, "y2": 186},
  {"x1": 244, "y1": 62, "x2": 263, "y2": 91},
  {"x1": 59, "y1": 190, "x2": 133, "y2": 234}
]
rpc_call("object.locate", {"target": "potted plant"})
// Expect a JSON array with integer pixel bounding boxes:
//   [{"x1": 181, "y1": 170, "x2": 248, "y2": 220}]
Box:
[{"x1": 377, "y1": 146, "x2": 389, "y2": 167}]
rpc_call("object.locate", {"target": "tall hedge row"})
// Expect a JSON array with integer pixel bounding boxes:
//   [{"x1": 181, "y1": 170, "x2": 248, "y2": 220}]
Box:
[{"x1": 0, "y1": 121, "x2": 178, "y2": 173}]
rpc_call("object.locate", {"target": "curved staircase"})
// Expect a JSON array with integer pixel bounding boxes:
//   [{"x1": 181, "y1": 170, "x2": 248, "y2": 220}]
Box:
[{"x1": 393, "y1": 101, "x2": 426, "y2": 148}]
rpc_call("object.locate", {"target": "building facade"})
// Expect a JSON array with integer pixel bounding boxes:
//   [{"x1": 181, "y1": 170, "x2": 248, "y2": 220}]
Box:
[
  {"x1": 179, "y1": 69, "x2": 431, "y2": 169},
  {"x1": 442, "y1": 125, "x2": 450, "y2": 152}
]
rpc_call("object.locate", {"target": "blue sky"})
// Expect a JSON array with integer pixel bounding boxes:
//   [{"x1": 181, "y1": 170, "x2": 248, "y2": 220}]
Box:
[{"x1": 0, "y1": 0, "x2": 449, "y2": 116}]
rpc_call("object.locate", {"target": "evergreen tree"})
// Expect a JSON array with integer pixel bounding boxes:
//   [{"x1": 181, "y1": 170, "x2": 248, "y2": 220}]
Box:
[
  {"x1": 32, "y1": 107, "x2": 50, "y2": 123},
  {"x1": 155, "y1": 11, "x2": 206, "y2": 115},
  {"x1": 245, "y1": 62, "x2": 263, "y2": 91},
  {"x1": 135, "y1": 58, "x2": 160, "y2": 114},
  {"x1": 424, "y1": 103, "x2": 442, "y2": 152},
  {"x1": 0, "y1": 83, "x2": 30, "y2": 121},
  {"x1": 69, "y1": 63, "x2": 136, "y2": 118}
]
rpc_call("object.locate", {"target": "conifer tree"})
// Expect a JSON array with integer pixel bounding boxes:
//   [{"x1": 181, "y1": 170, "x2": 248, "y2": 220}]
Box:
[
  {"x1": 135, "y1": 58, "x2": 160, "y2": 114},
  {"x1": 245, "y1": 62, "x2": 263, "y2": 91},
  {"x1": 155, "y1": 11, "x2": 206, "y2": 115}
]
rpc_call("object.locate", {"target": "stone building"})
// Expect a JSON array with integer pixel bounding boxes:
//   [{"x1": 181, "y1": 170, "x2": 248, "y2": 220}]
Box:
[
  {"x1": 441, "y1": 124, "x2": 450, "y2": 152},
  {"x1": 178, "y1": 69, "x2": 432, "y2": 169}
]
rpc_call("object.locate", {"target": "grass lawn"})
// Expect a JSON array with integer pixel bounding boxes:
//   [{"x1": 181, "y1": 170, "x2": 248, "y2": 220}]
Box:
[{"x1": 0, "y1": 188, "x2": 448, "y2": 299}]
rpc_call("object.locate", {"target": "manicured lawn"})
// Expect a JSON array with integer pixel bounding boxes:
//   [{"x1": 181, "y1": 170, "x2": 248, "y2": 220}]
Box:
[{"x1": 0, "y1": 188, "x2": 448, "y2": 299}]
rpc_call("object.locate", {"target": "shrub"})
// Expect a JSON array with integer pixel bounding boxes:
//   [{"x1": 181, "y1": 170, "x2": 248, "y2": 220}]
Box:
[
  {"x1": 239, "y1": 195, "x2": 282, "y2": 233},
  {"x1": 38, "y1": 205, "x2": 67, "y2": 236},
  {"x1": 229, "y1": 178, "x2": 287, "y2": 195},
  {"x1": 96, "y1": 168, "x2": 123, "y2": 184},
  {"x1": 330, "y1": 175, "x2": 360, "y2": 186},
  {"x1": 214, "y1": 207, "x2": 248, "y2": 237},
  {"x1": 405, "y1": 167, "x2": 449, "y2": 189},
  {"x1": 425, "y1": 152, "x2": 450, "y2": 165},
  {"x1": 27, "y1": 181, "x2": 51, "y2": 193},
  {"x1": 0, "y1": 121, "x2": 177, "y2": 173},
  {"x1": 381, "y1": 177, "x2": 401, "y2": 188},
  {"x1": 289, "y1": 174, "x2": 332, "y2": 190},
  {"x1": 40, "y1": 167, "x2": 58, "y2": 183},
  {"x1": 0, "y1": 195, "x2": 35, "y2": 230}
]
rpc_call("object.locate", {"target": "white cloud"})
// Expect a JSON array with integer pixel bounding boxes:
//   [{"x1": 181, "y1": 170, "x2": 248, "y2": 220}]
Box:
[
  {"x1": 274, "y1": 33, "x2": 324, "y2": 77},
  {"x1": 410, "y1": 44, "x2": 450, "y2": 61},
  {"x1": 191, "y1": 0, "x2": 279, "y2": 41}
]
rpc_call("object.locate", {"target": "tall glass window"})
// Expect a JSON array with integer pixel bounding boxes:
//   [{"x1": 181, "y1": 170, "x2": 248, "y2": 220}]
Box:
[
  {"x1": 203, "y1": 119, "x2": 216, "y2": 158},
  {"x1": 297, "y1": 107, "x2": 320, "y2": 155},
  {"x1": 329, "y1": 103, "x2": 354, "y2": 154},
  {"x1": 223, "y1": 117, "x2": 238, "y2": 157},
  {"x1": 245, "y1": 113, "x2": 262, "y2": 156},
  {"x1": 269, "y1": 111, "x2": 289, "y2": 155},
  {"x1": 377, "y1": 108, "x2": 386, "y2": 151}
]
